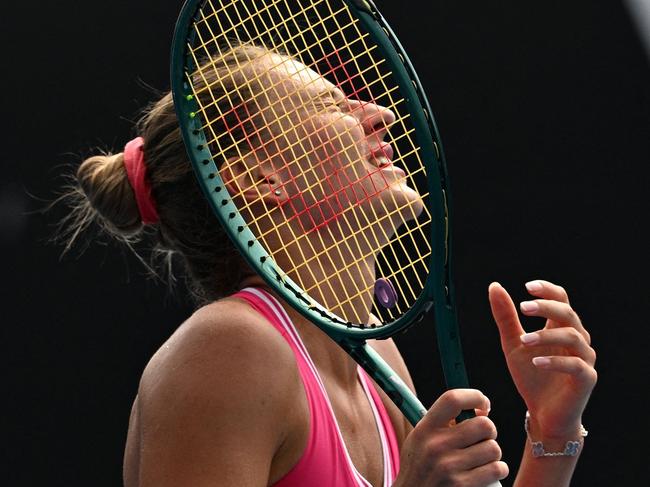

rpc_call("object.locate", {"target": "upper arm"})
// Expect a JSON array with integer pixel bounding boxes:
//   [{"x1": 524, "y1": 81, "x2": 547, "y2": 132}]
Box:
[{"x1": 135, "y1": 301, "x2": 301, "y2": 487}]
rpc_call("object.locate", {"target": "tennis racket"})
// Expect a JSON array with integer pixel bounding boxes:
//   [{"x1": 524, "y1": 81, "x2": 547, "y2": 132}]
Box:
[{"x1": 171, "y1": 1, "x2": 500, "y2": 485}]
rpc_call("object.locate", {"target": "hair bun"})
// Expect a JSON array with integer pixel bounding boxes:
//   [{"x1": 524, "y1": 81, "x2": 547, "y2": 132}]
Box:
[{"x1": 76, "y1": 152, "x2": 143, "y2": 236}]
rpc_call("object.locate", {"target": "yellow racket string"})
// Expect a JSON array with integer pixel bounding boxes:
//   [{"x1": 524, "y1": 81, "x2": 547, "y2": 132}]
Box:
[
  {"x1": 234, "y1": 122, "x2": 415, "y2": 218},
  {"x1": 200, "y1": 51, "x2": 386, "y2": 158},
  {"x1": 191, "y1": 3, "x2": 353, "y2": 99},
  {"x1": 198, "y1": 0, "x2": 334, "y2": 53},
  {"x1": 281, "y1": 0, "x2": 427, "y2": 315},
  {"x1": 211, "y1": 0, "x2": 386, "y2": 319},
  {"x1": 315, "y1": 1, "x2": 428, "y2": 305},
  {"x1": 205, "y1": 1, "x2": 420, "y2": 322},
  {"x1": 194, "y1": 0, "x2": 426, "y2": 324},
  {"x1": 331, "y1": 3, "x2": 431, "y2": 310},
  {"x1": 191, "y1": 20, "x2": 395, "y2": 211},
  {"x1": 208, "y1": 3, "x2": 356, "y2": 316},
  {"x1": 194, "y1": 10, "x2": 337, "y2": 314},
  {"x1": 190, "y1": 7, "x2": 420, "y2": 219},
  {"x1": 243, "y1": 1, "x2": 375, "y2": 318},
  {"x1": 186, "y1": 0, "x2": 432, "y2": 325},
  {"x1": 249, "y1": 0, "x2": 422, "y2": 317},
  {"x1": 215, "y1": 38, "x2": 427, "y2": 283}
]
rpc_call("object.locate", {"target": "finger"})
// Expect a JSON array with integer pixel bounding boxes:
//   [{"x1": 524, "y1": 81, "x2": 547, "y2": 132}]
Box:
[
  {"x1": 475, "y1": 405, "x2": 491, "y2": 417},
  {"x1": 524, "y1": 280, "x2": 570, "y2": 304},
  {"x1": 452, "y1": 438, "x2": 502, "y2": 471},
  {"x1": 424, "y1": 389, "x2": 490, "y2": 429},
  {"x1": 453, "y1": 414, "x2": 499, "y2": 447},
  {"x1": 519, "y1": 300, "x2": 581, "y2": 326},
  {"x1": 520, "y1": 328, "x2": 596, "y2": 364},
  {"x1": 519, "y1": 299, "x2": 590, "y2": 341},
  {"x1": 459, "y1": 461, "x2": 509, "y2": 485},
  {"x1": 531, "y1": 356, "x2": 598, "y2": 388},
  {"x1": 488, "y1": 282, "x2": 525, "y2": 347}
]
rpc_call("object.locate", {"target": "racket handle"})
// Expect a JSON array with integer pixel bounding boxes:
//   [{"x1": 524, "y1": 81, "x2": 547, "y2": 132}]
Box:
[
  {"x1": 346, "y1": 343, "x2": 502, "y2": 487},
  {"x1": 345, "y1": 342, "x2": 428, "y2": 424}
]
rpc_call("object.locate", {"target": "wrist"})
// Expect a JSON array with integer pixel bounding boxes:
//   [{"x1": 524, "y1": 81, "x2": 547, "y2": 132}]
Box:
[
  {"x1": 524, "y1": 411, "x2": 588, "y2": 458},
  {"x1": 526, "y1": 413, "x2": 583, "y2": 440}
]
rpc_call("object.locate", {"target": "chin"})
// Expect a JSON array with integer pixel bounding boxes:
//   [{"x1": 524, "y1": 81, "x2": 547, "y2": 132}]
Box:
[
  {"x1": 386, "y1": 181, "x2": 425, "y2": 219},
  {"x1": 353, "y1": 184, "x2": 424, "y2": 241}
]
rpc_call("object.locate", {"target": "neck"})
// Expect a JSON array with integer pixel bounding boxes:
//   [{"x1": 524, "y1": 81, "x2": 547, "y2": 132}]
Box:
[
  {"x1": 272, "y1": 236, "x2": 378, "y2": 325},
  {"x1": 238, "y1": 273, "x2": 366, "y2": 389}
]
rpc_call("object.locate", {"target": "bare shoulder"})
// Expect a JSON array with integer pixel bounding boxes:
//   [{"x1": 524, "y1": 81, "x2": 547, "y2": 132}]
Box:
[
  {"x1": 131, "y1": 297, "x2": 304, "y2": 486},
  {"x1": 138, "y1": 298, "x2": 298, "y2": 408},
  {"x1": 140, "y1": 297, "x2": 296, "y2": 391},
  {"x1": 138, "y1": 297, "x2": 302, "y2": 424}
]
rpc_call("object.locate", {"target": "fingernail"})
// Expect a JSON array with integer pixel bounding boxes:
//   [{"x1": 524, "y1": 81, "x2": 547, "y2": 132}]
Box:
[
  {"x1": 520, "y1": 301, "x2": 539, "y2": 312},
  {"x1": 520, "y1": 332, "x2": 540, "y2": 344},
  {"x1": 532, "y1": 356, "x2": 551, "y2": 367},
  {"x1": 525, "y1": 280, "x2": 543, "y2": 292}
]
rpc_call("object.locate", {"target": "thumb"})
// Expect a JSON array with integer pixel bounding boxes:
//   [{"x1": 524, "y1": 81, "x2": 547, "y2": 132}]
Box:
[{"x1": 488, "y1": 282, "x2": 525, "y2": 349}]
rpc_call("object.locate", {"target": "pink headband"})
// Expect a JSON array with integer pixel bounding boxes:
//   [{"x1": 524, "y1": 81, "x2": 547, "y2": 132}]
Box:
[{"x1": 123, "y1": 137, "x2": 159, "y2": 225}]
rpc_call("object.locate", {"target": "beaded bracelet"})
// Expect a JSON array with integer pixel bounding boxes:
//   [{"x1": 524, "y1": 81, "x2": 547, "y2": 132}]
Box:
[{"x1": 525, "y1": 411, "x2": 588, "y2": 457}]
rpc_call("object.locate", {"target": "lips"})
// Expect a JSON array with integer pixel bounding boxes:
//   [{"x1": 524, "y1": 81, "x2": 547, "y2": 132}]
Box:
[
  {"x1": 381, "y1": 164, "x2": 406, "y2": 178},
  {"x1": 368, "y1": 142, "x2": 405, "y2": 177},
  {"x1": 369, "y1": 142, "x2": 394, "y2": 164}
]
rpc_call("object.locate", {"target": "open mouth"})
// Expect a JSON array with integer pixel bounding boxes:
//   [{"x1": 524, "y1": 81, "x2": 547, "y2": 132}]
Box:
[
  {"x1": 367, "y1": 142, "x2": 406, "y2": 178},
  {"x1": 369, "y1": 141, "x2": 395, "y2": 166}
]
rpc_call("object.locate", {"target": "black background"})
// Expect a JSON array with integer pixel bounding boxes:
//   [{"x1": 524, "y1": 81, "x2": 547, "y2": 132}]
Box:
[{"x1": 4, "y1": 1, "x2": 649, "y2": 486}]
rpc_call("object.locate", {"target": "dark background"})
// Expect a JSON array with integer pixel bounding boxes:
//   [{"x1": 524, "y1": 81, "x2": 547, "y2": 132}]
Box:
[{"x1": 4, "y1": 1, "x2": 649, "y2": 485}]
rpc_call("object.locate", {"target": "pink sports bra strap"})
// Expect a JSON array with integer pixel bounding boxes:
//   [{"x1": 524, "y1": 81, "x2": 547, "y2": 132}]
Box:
[
  {"x1": 231, "y1": 287, "x2": 400, "y2": 486},
  {"x1": 358, "y1": 368, "x2": 401, "y2": 482}
]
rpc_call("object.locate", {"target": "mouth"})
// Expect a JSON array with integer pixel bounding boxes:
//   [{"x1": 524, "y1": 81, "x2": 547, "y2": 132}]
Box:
[
  {"x1": 368, "y1": 142, "x2": 395, "y2": 166},
  {"x1": 368, "y1": 142, "x2": 405, "y2": 177}
]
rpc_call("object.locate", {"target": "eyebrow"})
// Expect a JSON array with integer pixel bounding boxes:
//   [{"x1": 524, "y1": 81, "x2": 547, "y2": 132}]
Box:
[{"x1": 301, "y1": 84, "x2": 346, "y2": 106}]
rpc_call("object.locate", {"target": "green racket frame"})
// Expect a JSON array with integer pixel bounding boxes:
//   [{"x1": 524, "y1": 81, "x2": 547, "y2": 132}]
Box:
[{"x1": 171, "y1": 0, "x2": 470, "y2": 425}]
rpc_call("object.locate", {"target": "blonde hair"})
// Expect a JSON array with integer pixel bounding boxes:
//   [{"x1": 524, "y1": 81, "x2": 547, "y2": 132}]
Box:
[{"x1": 61, "y1": 44, "x2": 271, "y2": 304}]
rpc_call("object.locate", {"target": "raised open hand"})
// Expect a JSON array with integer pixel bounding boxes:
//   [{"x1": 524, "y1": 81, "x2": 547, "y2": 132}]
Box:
[{"x1": 488, "y1": 281, "x2": 597, "y2": 439}]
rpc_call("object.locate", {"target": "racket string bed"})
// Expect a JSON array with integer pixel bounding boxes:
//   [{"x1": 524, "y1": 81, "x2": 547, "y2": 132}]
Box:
[{"x1": 183, "y1": 0, "x2": 432, "y2": 327}]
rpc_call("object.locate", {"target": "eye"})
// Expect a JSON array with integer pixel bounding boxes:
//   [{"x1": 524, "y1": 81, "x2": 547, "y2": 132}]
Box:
[
  {"x1": 312, "y1": 88, "x2": 349, "y2": 113},
  {"x1": 312, "y1": 96, "x2": 343, "y2": 113},
  {"x1": 335, "y1": 98, "x2": 350, "y2": 112}
]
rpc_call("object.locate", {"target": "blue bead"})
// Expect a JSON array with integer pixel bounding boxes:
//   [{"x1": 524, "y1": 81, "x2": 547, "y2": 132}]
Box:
[
  {"x1": 565, "y1": 441, "x2": 580, "y2": 456},
  {"x1": 532, "y1": 442, "x2": 544, "y2": 457}
]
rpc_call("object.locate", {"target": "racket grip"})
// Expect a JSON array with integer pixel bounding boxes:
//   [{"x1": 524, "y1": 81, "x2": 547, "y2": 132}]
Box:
[{"x1": 347, "y1": 344, "x2": 502, "y2": 487}]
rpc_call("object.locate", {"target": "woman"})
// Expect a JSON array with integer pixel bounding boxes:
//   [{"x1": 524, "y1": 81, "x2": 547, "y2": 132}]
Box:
[{"x1": 68, "y1": 45, "x2": 596, "y2": 486}]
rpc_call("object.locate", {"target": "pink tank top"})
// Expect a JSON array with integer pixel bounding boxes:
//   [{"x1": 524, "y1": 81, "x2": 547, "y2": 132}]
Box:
[{"x1": 232, "y1": 287, "x2": 400, "y2": 487}]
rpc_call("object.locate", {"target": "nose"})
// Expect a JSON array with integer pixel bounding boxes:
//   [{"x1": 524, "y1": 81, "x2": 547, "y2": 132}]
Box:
[{"x1": 349, "y1": 99, "x2": 396, "y2": 137}]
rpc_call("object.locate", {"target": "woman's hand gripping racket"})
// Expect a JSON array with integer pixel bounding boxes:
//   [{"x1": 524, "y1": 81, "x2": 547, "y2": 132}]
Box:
[{"x1": 171, "y1": 0, "x2": 503, "y2": 485}]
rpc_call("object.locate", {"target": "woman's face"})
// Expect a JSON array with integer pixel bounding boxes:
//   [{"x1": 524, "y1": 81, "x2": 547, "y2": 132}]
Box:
[{"x1": 244, "y1": 53, "x2": 424, "y2": 242}]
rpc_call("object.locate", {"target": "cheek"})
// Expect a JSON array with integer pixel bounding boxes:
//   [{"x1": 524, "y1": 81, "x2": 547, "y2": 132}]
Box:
[
  {"x1": 307, "y1": 115, "x2": 368, "y2": 193},
  {"x1": 309, "y1": 115, "x2": 364, "y2": 167},
  {"x1": 274, "y1": 113, "x2": 380, "y2": 234}
]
